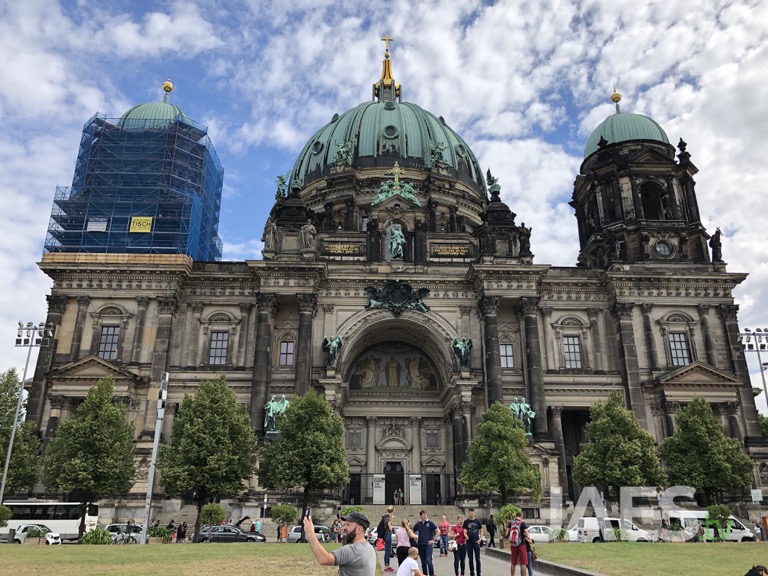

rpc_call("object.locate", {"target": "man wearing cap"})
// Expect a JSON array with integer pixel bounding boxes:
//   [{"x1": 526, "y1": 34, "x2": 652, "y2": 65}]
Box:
[{"x1": 305, "y1": 511, "x2": 377, "y2": 576}]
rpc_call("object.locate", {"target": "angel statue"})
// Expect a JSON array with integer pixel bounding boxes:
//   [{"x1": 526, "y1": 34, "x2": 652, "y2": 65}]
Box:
[
  {"x1": 452, "y1": 337, "x2": 473, "y2": 369},
  {"x1": 322, "y1": 335, "x2": 343, "y2": 367}
]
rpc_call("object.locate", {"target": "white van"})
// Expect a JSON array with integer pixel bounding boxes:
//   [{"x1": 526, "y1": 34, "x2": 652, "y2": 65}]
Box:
[
  {"x1": 576, "y1": 517, "x2": 651, "y2": 543},
  {"x1": 666, "y1": 511, "x2": 755, "y2": 542}
]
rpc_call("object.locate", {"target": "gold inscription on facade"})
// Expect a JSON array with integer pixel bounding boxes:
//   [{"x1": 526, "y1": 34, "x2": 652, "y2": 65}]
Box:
[
  {"x1": 431, "y1": 245, "x2": 471, "y2": 257},
  {"x1": 324, "y1": 244, "x2": 362, "y2": 255}
]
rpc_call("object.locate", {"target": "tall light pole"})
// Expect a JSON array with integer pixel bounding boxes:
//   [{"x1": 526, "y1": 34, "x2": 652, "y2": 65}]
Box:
[
  {"x1": 0, "y1": 322, "x2": 54, "y2": 504},
  {"x1": 140, "y1": 371, "x2": 168, "y2": 544},
  {"x1": 740, "y1": 328, "x2": 768, "y2": 409}
]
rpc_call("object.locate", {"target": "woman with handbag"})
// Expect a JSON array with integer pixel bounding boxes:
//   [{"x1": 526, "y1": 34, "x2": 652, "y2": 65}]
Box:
[
  {"x1": 450, "y1": 515, "x2": 467, "y2": 576},
  {"x1": 395, "y1": 518, "x2": 418, "y2": 567}
]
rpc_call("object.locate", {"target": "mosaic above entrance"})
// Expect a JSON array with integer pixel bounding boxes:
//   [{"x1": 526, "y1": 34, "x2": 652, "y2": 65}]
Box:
[{"x1": 349, "y1": 342, "x2": 438, "y2": 393}]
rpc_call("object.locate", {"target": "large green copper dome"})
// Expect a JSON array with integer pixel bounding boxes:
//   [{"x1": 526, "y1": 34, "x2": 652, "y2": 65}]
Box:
[
  {"x1": 292, "y1": 100, "x2": 485, "y2": 193},
  {"x1": 118, "y1": 79, "x2": 191, "y2": 130},
  {"x1": 584, "y1": 93, "x2": 669, "y2": 159}
]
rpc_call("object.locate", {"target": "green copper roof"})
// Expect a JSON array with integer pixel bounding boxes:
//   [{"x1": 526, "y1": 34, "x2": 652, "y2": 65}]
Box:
[
  {"x1": 584, "y1": 112, "x2": 669, "y2": 158},
  {"x1": 292, "y1": 100, "x2": 485, "y2": 194},
  {"x1": 119, "y1": 101, "x2": 191, "y2": 130}
]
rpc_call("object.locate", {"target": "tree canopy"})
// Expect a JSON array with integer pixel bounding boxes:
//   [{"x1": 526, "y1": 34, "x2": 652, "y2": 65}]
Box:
[
  {"x1": 43, "y1": 376, "x2": 135, "y2": 536},
  {"x1": 572, "y1": 391, "x2": 666, "y2": 498},
  {"x1": 257, "y1": 390, "x2": 348, "y2": 514},
  {"x1": 458, "y1": 402, "x2": 541, "y2": 503},
  {"x1": 158, "y1": 377, "x2": 255, "y2": 541},
  {"x1": 659, "y1": 397, "x2": 753, "y2": 503},
  {"x1": 0, "y1": 368, "x2": 40, "y2": 495}
]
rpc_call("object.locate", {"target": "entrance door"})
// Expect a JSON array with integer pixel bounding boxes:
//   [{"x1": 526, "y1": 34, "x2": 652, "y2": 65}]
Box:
[
  {"x1": 384, "y1": 462, "x2": 404, "y2": 505},
  {"x1": 425, "y1": 473, "x2": 440, "y2": 505},
  {"x1": 345, "y1": 474, "x2": 362, "y2": 506}
]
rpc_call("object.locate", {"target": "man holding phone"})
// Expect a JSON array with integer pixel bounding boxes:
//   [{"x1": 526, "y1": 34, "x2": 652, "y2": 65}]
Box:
[{"x1": 304, "y1": 511, "x2": 376, "y2": 576}]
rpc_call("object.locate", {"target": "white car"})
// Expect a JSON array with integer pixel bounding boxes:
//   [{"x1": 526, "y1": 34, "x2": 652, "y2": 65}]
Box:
[
  {"x1": 526, "y1": 525, "x2": 555, "y2": 543},
  {"x1": 566, "y1": 524, "x2": 579, "y2": 542},
  {"x1": 13, "y1": 524, "x2": 61, "y2": 545}
]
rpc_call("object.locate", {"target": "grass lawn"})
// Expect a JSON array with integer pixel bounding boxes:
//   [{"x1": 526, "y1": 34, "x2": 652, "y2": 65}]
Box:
[
  {"x1": 537, "y1": 542, "x2": 765, "y2": 575},
  {"x1": 0, "y1": 542, "x2": 384, "y2": 576}
]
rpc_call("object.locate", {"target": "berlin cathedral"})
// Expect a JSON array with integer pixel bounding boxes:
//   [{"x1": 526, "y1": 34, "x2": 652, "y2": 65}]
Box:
[{"x1": 26, "y1": 41, "x2": 768, "y2": 519}]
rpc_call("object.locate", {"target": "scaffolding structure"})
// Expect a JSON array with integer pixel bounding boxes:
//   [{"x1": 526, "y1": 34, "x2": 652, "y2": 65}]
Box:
[{"x1": 45, "y1": 112, "x2": 223, "y2": 261}]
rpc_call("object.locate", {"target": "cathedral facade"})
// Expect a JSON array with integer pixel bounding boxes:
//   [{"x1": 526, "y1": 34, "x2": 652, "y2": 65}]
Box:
[{"x1": 26, "y1": 46, "x2": 767, "y2": 515}]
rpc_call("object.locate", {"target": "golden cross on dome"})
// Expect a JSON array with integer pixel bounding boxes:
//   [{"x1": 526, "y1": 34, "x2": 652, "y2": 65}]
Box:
[
  {"x1": 381, "y1": 34, "x2": 394, "y2": 52},
  {"x1": 388, "y1": 162, "x2": 404, "y2": 187}
]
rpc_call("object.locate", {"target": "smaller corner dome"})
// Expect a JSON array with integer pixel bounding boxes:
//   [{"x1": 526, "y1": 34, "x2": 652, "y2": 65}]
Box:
[
  {"x1": 584, "y1": 112, "x2": 669, "y2": 159},
  {"x1": 119, "y1": 101, "x2": 191, "y2": 130}
]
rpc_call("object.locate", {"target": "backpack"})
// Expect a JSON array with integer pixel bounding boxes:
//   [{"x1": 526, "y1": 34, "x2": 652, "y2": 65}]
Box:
[
  {"x1": 509, "y1": 520, "x2": 522, "y2": 546},
  {"x1": 377, "y1": 515, "x2": 389, "y2": 537}
]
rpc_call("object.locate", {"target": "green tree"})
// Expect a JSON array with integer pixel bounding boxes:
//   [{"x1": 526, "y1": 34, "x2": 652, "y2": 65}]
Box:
[
  {"x1": 659, "y1": 397, "x2": 753, "y2": 503},
  {"x1": 158, "y1": 377, "x2": 255, "y2": 542},
  {"x1": 458, "y1": 402, "x2": 541, "y2": 503},
  {"x1": 759, "y1": 414, "x2": 768, "y2": 439},
  {"x1": 43, "y1": 376, "x2": 135, "y2": 537},
  {"x1": 0, "y1": 368, "x2": 40, "y2": 494},
  {"x1": 270, "y1": 503, "x2": 298, "y2": 527},
  {"x1": 257, "y1": 390, "x2": 348, "y2": 519},
  {"x1": 572, "y1": 391, "x2": 666, "y2": 500}
]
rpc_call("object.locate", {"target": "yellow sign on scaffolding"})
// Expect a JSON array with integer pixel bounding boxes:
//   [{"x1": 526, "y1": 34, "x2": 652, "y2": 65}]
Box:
[{"x1": 129, "y1": 217, "x2": 153, "y2": 233}]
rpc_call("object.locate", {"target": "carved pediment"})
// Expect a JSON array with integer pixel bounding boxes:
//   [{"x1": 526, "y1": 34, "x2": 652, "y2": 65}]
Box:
[
  {"x1": 347, "y1": 455, "x2": 366, "y2": 468},
  {"x1": 421, "y1": 456, "x2": 444, "y2": 470},
  {"x1": 654, "y1": 361, "x2": 742, "y2": 387},
  {"x1": 46, "y1": 355, "x2": 149, "y2": 397},
  {"x1": 377, "y1": 435, "x2": 411, "y2": 452}
]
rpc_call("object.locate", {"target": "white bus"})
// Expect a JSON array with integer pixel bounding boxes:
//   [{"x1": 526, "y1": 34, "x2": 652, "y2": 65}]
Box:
[{"x1": 1, "y1": 501, "x2": 99, "y2": 541}]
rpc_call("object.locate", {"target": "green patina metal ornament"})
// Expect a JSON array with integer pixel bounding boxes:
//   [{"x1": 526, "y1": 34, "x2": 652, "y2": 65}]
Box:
[{"x1": 364, "y1": 280, "x2": 430, "y2": 317}]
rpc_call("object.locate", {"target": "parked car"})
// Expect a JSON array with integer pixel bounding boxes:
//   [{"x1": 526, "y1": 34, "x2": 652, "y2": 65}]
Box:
[
  {"x1": 287, "y1": 524, "x2": 332, "y2": 543},
  {"x1": 566, "y1": 524, "x2": 579, "y2": 542},
  {"x1": 198, "y1": 525, "x2": 266, "y2": 543},
  {"x1": 666, "y1": 511, "x2": 756, "y2": 542},
  {"x1": 526, "y1": 525, "x2": 555, "y2": 543},
  {"x1": 105, "y1": 523, "x2": 143, "y2": 543},
  {"x1": 13, "y1": 524, "x2": 61, "y2": 545},
  {"x1": 576, "y1": 517, "x2": 650, "y2": 542}
]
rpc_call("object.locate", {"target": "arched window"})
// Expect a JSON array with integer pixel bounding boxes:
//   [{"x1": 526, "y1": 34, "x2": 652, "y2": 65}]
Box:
[
  {"x1": 658, "y1": 312, "x2": 697, "y2": 368},
  {"x1": 640, "y1": 183, "x2": 665, "y2": 220}
]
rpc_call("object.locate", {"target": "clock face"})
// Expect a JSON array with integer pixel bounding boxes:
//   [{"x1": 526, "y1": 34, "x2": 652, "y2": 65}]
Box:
[{"x1": 655, "y1": 240, "x2": 672, "y2": 256}]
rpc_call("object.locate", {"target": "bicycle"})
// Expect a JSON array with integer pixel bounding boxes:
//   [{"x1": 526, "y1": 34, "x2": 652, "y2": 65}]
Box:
[{"x1": 111, "y1": 531, "x2": 138, "y2": 544}]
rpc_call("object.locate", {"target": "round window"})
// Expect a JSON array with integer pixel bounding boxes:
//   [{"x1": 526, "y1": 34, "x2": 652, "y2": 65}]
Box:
[
  {"x1": 383, "y1": 125, "x2": 399, "y2": 139},
  {"x1": 384, "y1": 101, "x2": 396, "y2": 110},
  {"x1": 655, "y1": 240, "x2": 672, "y2": 256},
  {"x1": 312, "y1": 142, "x2": 324, "y2": 154}
]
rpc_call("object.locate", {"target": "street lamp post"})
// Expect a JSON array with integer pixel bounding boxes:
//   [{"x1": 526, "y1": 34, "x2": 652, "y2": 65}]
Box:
[
  {"x1": 740, "y1": 328, "x2": 768, "y2": 408},
  {"x1": 0, "y1": 322, "x2": 54, "y2": 504}
]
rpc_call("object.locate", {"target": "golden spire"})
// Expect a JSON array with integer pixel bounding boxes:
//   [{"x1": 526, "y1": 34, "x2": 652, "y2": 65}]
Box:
[
  {"x1": 610, "y1": 84, "x2": 622, "y2": 113},
  {"x1": 373, "y1": 35, "x2": 401, "y2": 101},
  {"x1": 162, "y1": 76, "x2": 174, "y2": 103}
]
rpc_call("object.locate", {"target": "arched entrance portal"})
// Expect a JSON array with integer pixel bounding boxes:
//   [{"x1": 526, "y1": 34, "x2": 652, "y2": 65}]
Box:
[{"x1": 384, "y1": 462, "x2": 404, "y2": 505}]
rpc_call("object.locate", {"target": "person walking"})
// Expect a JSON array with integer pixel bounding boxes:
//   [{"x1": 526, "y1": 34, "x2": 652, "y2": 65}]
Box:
[
  {"x1": 462, "y1": 509, "x2": 484, "y2": 576},
  {"x1": 485, "y1": 515, "x2": 496, "y2": 548},
  {"x1": 412, "y1": 510, "x2": 438, "y2": 576},
  {"x1": 176, "y1": 522, "x2": 187, "y2": 543},
  {"x1": 508, "y1": 512, "x2": 530, "y2": 576},
  {"x1": 305, "y1": 511, "x2": 376, "y2": 576},
  {"x1": 451, "y1": 515, "x2": 467, "y2": 576},
  {"x1": 438, "y1": 515, "x2": 451, "y2": 557}
]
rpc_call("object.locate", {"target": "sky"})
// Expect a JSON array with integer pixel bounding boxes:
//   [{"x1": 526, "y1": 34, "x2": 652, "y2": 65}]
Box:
[{"x1": 1, "y1": 0, "x2": 767, "y2": 409}]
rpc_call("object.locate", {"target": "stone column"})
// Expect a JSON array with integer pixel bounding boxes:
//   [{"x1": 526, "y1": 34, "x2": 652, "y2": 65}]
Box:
[
  {"x1": 611, "y1": 302, "x2": 647, "y2": 428},
  {"x1": 448, "y1": 205, "x2": 458, "y2": 233},
  {"x1": 452, "y1": 404, "x2": 465, "y2": 477},
  {"x1": 345, "y1": 198, "x2": 356, "y2": 231},
  {"x1": 723, "y1": 402, "x2": 742, "y2": 439},
  {"x1": 130, "y1": 297, "x2": 150, "y2": 364},
  {"x1": 664, "y1": 401, "x2": 680, "y2": 437},
  {"x1": 697, "y1": 304, "x2": 717, "y2": 367},
  {"x1": 295, "y1": 294, "x2": 317, "y2": 395},
  {"x1": 520, "y1": 297, "x2": 548, "y2": 439},
  {"x1": 587, "y1": 308, "x2": 605, "y2": 373},
  {"x1": 719, "y1": 304, "x2": 761, "y2": 437},
  {"x1": 640, "y1": 304, "x2": 660, "y2": 371},
  {"x1": 540, "y1": 306, "x2": 555, "y2": 372},
  {"x1": 188, "y1": 302, "x2": 204, "y2": 367},
  {"x1": 410, "y1": 417, "x2": 421, "y2": 474},
  {"x1": 69, "y1": 296, "x2": 90, "y2": 361},
  {"x1": 480, "y1": 296, "x2": 502, "y2": 405},
  {"x1": 550, "y1": 406, "x2": 569, "y2": 496},
  {"x1": 144, "y1": 296, "x2": 178, "y2": 434},
  {"x1": 251, "y1": 294, "x2": 277, "y2": 433},
  {"x1": 367, "y1": 416, "x2": 377, "y2": 475},
  {"x1": 237, "y1": 303, "x2": 252, "y2": 366},
  {"x1": 43, "y1": 395, "x2": 66, "y2": 443},
  {"x1": 461, "y1": 402, "x2": 473, "y2": 458},
  {"x1": 630, "y1": 177, "x2": 643, "y2": 220},
  {"x1": 27, "y1": 294, "x2": 68, "y2": 427}
]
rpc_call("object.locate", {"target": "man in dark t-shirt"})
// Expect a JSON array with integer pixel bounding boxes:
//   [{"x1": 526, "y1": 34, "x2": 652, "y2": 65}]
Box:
[
  {"x1": 462, "y1": 508, "x2": 484, "y2": 576},
  {"x1": 412, "y1": 510, "x2": 438, "y2": 576}
]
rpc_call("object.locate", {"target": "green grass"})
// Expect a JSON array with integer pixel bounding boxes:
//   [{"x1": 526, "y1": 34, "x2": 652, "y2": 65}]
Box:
[
  {"x1": 0, "y1": 542, "x2": 385, "y2": 576},
  {"x1": 537, "y1": 541, "x2": 765, "y2": 575}
]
